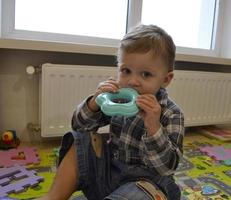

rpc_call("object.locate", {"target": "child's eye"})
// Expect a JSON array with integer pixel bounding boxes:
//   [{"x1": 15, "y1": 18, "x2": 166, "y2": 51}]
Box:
[
  {"x1": 141, "y1": 71, "x2": 152, "y2": 78},
  {"x1": 121, "y1": 68, "x2": 131, "y2": 75}
]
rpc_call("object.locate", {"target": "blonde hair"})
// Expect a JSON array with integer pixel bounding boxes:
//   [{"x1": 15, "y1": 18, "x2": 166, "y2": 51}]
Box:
[{"x1": 117, "y1": 24, "x2": 176, "y2": 71}]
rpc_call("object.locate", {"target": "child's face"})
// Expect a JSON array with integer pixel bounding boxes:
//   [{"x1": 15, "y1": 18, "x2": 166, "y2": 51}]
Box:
[{"x1": 117, "y1": 51, "x2": 173, "y2": 95}]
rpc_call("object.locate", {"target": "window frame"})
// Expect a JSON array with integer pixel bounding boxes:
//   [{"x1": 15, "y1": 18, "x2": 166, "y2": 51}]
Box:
[{"x1": 0, "y1": 0, "x2": 226, "y2": 59}]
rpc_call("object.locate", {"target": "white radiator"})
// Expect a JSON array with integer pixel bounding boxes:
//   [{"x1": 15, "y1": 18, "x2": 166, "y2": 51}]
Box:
[{"x1": 40, "y1": 63, "x2": 231, "y2": 137}]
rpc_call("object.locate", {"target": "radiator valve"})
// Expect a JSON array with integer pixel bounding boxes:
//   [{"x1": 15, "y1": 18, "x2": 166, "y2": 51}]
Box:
[
  {"x1": 27, "y1": 123, "x2": 41, "y2": 133},
  {"x1": 26, "y1": 65, "x2": 41, "y2": 75}
]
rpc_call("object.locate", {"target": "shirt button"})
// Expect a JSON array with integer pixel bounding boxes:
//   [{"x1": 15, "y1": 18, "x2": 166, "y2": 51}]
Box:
[{"x1": 113, "y1": 151, "x2": 119, "y2": 160}]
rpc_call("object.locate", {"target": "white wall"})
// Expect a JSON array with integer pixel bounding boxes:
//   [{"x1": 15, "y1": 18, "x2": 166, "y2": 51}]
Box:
[{"x1": 0, "y1": 51, "x2": 40, "y2": 142}]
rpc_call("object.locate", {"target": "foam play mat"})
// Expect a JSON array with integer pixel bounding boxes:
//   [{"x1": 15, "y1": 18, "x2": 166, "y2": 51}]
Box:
[
  {"x1": 0, "y1": 127, "x2": 230, "y2": 199},
  {"x1": 0, "y1": 145, "x2": 85, "y2": 199},
  {"x1": 175, "y1": 128, "x2": 231, "y2": 200}
]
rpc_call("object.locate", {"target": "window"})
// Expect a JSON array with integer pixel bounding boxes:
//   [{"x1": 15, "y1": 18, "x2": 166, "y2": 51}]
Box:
[
  {"x1": 0, "y1": 0, "x2": 225, "y2": 57},
  {"x1": 15, "y1": 0, "x2": 127, "y2": 40},
  {"x1": 141, "y1": 0, "x2": 216, "y2": 50},
  {"x1": 2, "y1": 0, "x2": 128, "y2": 47}
]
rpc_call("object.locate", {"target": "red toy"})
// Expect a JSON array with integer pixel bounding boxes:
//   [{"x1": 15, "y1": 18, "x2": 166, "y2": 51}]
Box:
[{"x1": 0, "y1": 130, "x2": 20, "y2": 150}]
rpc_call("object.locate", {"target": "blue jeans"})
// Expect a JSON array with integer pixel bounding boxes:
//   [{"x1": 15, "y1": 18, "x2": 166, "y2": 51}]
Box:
[{"x1": 59, "y1": 131, "x2": 181, "y2": 200}]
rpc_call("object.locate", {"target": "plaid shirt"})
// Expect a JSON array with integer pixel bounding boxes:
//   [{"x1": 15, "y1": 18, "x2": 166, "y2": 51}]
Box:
[{"x1": 72, "y1": 88, "x2": 184, "y2": 176}]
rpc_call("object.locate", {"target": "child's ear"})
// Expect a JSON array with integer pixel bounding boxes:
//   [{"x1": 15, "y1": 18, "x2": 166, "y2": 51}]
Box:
[{"x1": 162, "y1": 71, "x2": 174, "y2": 88}]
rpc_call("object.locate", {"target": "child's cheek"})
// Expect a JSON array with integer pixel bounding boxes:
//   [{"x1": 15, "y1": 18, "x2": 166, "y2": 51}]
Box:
[{"x1": 117, "y1": 79, "x2": 126, "y2": 88}]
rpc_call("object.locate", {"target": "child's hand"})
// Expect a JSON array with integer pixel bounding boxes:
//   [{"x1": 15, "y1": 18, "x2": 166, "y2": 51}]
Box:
[
  {"x1": 88, "y1": 78, "x2": 120, "y2": 112},
  {"x1": 136, "y1": 94, "x2": 161, "y2": 136}
]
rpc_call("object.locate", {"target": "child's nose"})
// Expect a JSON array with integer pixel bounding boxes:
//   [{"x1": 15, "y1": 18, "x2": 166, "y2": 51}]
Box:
[{"x1": 128, "y1": 76, "x2": 140, "y2": 87}]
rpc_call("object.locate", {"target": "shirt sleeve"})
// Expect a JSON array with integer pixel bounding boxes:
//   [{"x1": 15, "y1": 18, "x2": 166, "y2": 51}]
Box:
[
  {"x1": 71, "y1": 96, "x2": 110, "y2": 132},
  {"x1": 141, "y1": 108, "x2": 184, "y2": 176}
]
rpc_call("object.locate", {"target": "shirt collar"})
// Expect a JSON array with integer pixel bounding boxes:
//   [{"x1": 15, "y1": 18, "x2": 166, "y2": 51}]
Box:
[{"x1": 156, "y1": 87, "x2": 168, "y2": 107}]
